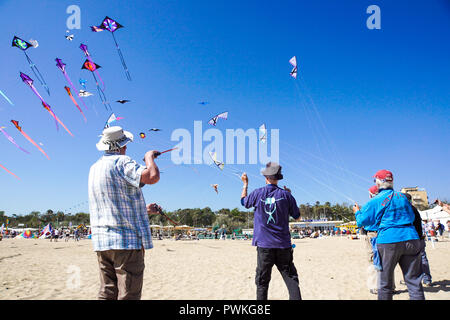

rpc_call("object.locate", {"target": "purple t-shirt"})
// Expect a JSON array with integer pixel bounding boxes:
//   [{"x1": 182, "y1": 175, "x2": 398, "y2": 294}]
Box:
[{"x1": 241, "y1": 184, "x2": 299, "y2": 249}]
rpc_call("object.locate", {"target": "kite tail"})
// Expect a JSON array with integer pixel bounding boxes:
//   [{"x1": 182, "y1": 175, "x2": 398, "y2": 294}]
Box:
[
  {"x1": 68, "y1": 94, "x2": 87, "y2": 123},
  {"x1": 0, "y1": 162, "x2": 20, "y2": 180},
  {"x1": 20, "y1": 130, "x2": 50, "y2": 160},
  {"x1": 112, "y1": 33, "x2": 131, "y2": 81},
  {"x1": 0, "y1": 128, "x2": 30, "y2": 154},
  {"x1": 45, "y1": 107, "x2": 74, "y2": 137},
  {"x1": 25, "y1": 52, "x2": 50, "y2": 96},
  {"x1": 92, "y1": 73, "x2": 112, "y2": 111},
  {"x1": 64, "y1": 73, "x2": 89, "y2": 111},
  {"x1": 0, "y1": 90, "x2": 14, "y2": 106}
]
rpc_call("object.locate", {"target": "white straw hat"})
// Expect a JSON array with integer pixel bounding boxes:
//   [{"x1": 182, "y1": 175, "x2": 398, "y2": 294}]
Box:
[{"x1": 96, "y1": 126, "x2": 134, "y2": 151}]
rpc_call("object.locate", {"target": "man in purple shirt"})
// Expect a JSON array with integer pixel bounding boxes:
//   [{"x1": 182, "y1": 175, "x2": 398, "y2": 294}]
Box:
[{"x1": 241, "y1": 162, "x2": 301, "y2": 300}]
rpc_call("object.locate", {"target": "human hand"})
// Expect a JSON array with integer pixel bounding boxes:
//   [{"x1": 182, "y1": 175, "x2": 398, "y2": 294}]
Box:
[
  {"x1": 352, "y1": 203, "x2": 360, "y2": 213},
  {"x1": 144, "y1": 150, "x2": 161, "y2": 161},
  {"x1": 241, "y1": 173, "x2": 248, "y2": 185},
  {"x1": 147, "y1": 203, "x2": 162, "y2": 215},
  {"x1": 283, "y1": 186, "x2": 291, "y2": 193}
]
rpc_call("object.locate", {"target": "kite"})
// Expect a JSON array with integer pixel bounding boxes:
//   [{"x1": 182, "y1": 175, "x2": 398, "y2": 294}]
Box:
[
  {"x1": 208, "y1": 111, "x2": 228, "y2": 126},
  {"x1": 116, "y1": 100, "x2": 130, "y2": 104},
  {"x1": 0, "y1": 126, "x2": 30, "y2": 154},
  {"x1": 140, "y1": 132, "x2": 146, "y2": 139},
  {"x1": 289, "y1": 56, "x2": 298, "y2": 79},
  {"x1": 79, "y1": 90, "x2": 93, "y2": 97},
  {"x1": 56, "y1": 58, "x2": 88, "y2": 111},
  {"x1": 259, "y1": 124, "x2": 267, "y2": 143},
  {"x1": 149, "y1": 128, "x2": 161, "y2": 132},
  {"x1": 0, "y1": 162, "x2": 19, "y2": 180},
  {"x1": 91, "y1": 16, "x2": 131, "y2": 81},
  {"x1": 12, "y1": 36, "x2": 50, "y2": 95},
  {"x1": 104, "y1": 113, "x2": 124, "y2": 128},
  {"x1": 29, "y1": 39, "x2": 39, "y2": 48},
  {"x1": 0, "y1": 90, "x2": 14, "y2": 106},
  {"x1": 209, "y1": 151, "x2": 224, "y2": 170},
  {"x1": 20, "y1": 72, "x2": 73, "y2": 137},
  {"x1": 211, "y1": 184, "x2": 219, "y2": 194},
  {"x1": 79, "y1": 78, "x2": 87, "y2": 89},
  {"x1": 198, "y1": 101, "x2": 209, "y2": 105},
  {"x1": 80, "y1": 43, "x2": 111, "y2": 110},
  {"x1": 64, "y1": 86, "x2": 87, "y2": 122},
  {"x1": 11, "y1": 120, "x2": 49, "y2": 160},
  {"x1": 65, "y1": 32, "x2": 74, "y2": 41}
]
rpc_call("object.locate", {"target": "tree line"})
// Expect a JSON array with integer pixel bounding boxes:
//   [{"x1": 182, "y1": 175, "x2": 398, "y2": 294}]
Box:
[{"x1": 0, "y1": 201, "x2": 355, "y2": 231}]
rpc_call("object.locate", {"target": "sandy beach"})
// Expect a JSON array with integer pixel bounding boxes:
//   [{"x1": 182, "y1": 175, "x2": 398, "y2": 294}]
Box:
[{"x1": 0, "y1": 236, "x2": 449, "y2": 300}]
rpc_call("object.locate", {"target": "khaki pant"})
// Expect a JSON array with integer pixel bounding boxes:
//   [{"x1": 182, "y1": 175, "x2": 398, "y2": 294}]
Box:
[{"x1": 96, "y1": 248, "x2": 145, "y2": 300}]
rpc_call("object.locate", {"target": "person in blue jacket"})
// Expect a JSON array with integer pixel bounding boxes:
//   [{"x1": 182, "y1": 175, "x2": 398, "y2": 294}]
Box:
[{"x1": 353, "y1": 169, "x2": 425, "y2": 300}]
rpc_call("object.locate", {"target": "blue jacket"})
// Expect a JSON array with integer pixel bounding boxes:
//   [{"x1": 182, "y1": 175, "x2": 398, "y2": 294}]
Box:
[{"x1": 355, "y1": 189, "x2": 419, "y2": 244}]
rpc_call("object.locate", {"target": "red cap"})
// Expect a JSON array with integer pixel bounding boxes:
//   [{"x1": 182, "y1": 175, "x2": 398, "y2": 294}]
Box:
[
  {"x1": 373, "y1": 169, "x2": 393, "y2": 181},
  {"x1": 369, "y1": 185, "x2": 379, "y2": 195}
]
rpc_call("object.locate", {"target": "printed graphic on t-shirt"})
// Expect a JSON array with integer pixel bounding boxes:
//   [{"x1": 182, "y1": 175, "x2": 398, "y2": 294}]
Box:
[{"x1": 261, "y1": 196, "x2": 284, "y2": 224}]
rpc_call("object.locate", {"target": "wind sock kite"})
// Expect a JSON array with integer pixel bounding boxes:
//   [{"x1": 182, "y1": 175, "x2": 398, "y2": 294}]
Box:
[
  {"x1": 20, "y1": 72, "x2": 73, "y2": 137},
  {"x1": 259, "y1": 123, "x2": 267, "y2": 143},
  {"x1": 80, "y1": 43, "x2": 111, "y2": 110},
  {"x1": 12, "y1": 36, "x2": 50, "y2": 95},
  {"x1": 0, "y1": 162, "x2": 19, "y2": 180},
  {"x1": 56, "y1": 58, "x2": 89, "y2": 112},
  {"x1": 91, "y1": 16, "x2": 131, "y2": 81},
  {"x1": 11, "y1": 120, "x2": 49, "y2": 160},
  {"x1": 289, "y1": 56, "x2": 298, "y2": 79},
  {"x1": 0, "y1": 89, "x2": 14, "y2": 106},
  {"x1": 64, "y1": 86, "x2": 87, "y2": 123},
  {"x1": 104, "y1": 113, "x2": 124, "y2": 129},
  {"x1": 208, "y1": 111, "x2": 228, "y2": 126},
  {"x1": 0, "y1": 126, "x2": 30, "y2": 154}
]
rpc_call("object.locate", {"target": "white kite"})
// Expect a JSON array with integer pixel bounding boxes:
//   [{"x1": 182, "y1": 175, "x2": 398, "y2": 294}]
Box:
[
  {"x1": 78, "y1": 89, "x2": 93, "y2": 97},
  {"x1": 259, "y1": 123, "x2": 267, "y2": 143},
  {"x1": 209, "y1": 151, "x2": 224, "y2": 170},
  {"x1": 289, "y1": 56, "x2": 297, "y2": 79},
  {"x1": 208, "y1": 111, "x2": 228, "y2": 126}
]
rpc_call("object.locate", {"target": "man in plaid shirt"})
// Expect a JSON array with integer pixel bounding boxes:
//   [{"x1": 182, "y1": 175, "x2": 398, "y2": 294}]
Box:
[{"x1": 89, "y1": 126, "x2": 161, "y2": 300}]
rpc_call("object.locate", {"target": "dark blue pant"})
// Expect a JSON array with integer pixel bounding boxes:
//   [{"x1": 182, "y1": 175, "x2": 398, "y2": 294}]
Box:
[
  {"x1": 377, "y1": 239, "x2": 425, "y2": 300},
  {"x1": 255, "y1": 247, "x2": 302, "y2": 300},
  {"x1": 420, "y1": 240, "x2": 432, "y2": 284}
]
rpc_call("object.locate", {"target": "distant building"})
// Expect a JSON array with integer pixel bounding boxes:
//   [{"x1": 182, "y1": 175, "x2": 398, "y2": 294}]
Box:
[{"x1": 401, "y1": 187, "x2": 429, "y2": 210}]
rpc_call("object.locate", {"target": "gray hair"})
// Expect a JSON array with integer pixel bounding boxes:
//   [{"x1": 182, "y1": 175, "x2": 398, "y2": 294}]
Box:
[{"x1": 375, "y1": 178, "x2": 393, "y2": 190}]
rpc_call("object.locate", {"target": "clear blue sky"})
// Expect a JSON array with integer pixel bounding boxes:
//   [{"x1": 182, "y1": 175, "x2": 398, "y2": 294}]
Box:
[{"x1": 0, "y1": 0, "x2": 449, "y2": 216}]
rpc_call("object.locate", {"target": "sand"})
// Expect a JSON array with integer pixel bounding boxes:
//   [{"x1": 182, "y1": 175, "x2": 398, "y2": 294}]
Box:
[{"x1": 0, "y1": 236, "x2": 449, "y2": 300}]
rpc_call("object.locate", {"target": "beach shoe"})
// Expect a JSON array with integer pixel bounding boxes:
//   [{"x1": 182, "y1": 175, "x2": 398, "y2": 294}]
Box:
[
  {"x1": 423, "y1": 282, "x2": 432, "y2": 287},
  {"x1": 369, "y1": 289, "x2": 377, "y2": 295}
]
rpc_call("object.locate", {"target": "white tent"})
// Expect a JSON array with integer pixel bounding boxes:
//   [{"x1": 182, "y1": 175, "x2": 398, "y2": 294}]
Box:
[{"x1": 419, "y1": 205, "x2": 450, "y2": 230}]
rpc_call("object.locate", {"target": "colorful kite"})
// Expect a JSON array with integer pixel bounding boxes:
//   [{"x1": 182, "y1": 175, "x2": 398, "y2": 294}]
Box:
[
  {"x1": 79, "y1": 78, "x2": 87, "y2": 89},
  {"x1": 289, "y1": 56, "x2": 297, "y2": 79},
  {"x1": 0, "y1": 162, "x2": 19, "y2": 180},
  {"x1": 0, "y1": 126, "x2": 30, "y2": 154},
  {"x1": 209, "y1": 151, "x2": 224, "y2": 170},
  {"x1": 0, "y1": 89, "x2": 14, "y2": 106},
  {"x1": 79, "y1": 90, "x2": 93, "y2": 97},
  {"x1": 208, "y1": 111, "x2": 228, "y2": 126},
  {"x1": 20, "y1": 72, "x2": 73, "y2": 136},
  {"x1": 140, "y1": 132, "x2": 146, "y2": 139},
  {"x1": 12, "y1": 36, "x2": 50, "y2": 95},
  {"x1": 91, "y1": 16, "x2": 131, "y2": 81},
  {"x1": 259, "y1": 123, "x2": 267, "y2": 143},
  {"x1": 104, "y1": 113, "x2": 124, "y2": 128},
  {"x1": 11, "y1": 120, "x2": 49, "y2": 160},
  {"x1": 64, "y1": 86, "x2": 87, "y2": 122},
  {"x1": 56, "y1": 58, "x2": 88, "y2": 111},
  {"x1": 211, "y1": 184, "x2": 219, "y2": 194},
  {"x1": 80, "y1": 43, "x2": 111, "y2": 110}
]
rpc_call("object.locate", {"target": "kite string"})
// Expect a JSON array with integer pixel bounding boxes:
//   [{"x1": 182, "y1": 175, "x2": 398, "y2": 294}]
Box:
[
  {"x1": 112, "y1": 33, "x2": 131, "y2": 81},
  {"x1": 24, "y1": 52, "x2": 49, "y2": 95}
]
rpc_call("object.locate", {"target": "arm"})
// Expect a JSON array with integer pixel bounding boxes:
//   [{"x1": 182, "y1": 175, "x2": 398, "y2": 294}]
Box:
[
  {"x1": 140, "y1": 150, "x2": 160, "y2": 185},
  {"x1": 241, "y1": 173, "x2": 248, "y2": 199}
]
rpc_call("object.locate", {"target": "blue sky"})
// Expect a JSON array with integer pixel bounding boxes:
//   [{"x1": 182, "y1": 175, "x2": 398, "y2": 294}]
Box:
[{"x1": 0, "y1": 0, "x2": 449, "y2": 216}]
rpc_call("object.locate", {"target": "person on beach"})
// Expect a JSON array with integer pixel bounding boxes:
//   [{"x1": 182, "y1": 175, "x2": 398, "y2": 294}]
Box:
[
  {"x1": 354, "y1": 169, "x2": 424, "y2": 300},
  {"x1": 403, "y1": 192, "x2": 433, "y2": 287},
  {"x1": 240, "y1": 162, "x2": 302, "y2": 300},
  {"x1": 88, "y1": 126, "x2": 162, "y2": 300}
]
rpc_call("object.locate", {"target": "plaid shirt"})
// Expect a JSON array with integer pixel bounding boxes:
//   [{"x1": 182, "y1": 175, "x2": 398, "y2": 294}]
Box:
[{"x1": 88, "y1": 153, "x2": 153, "y2": 251}]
